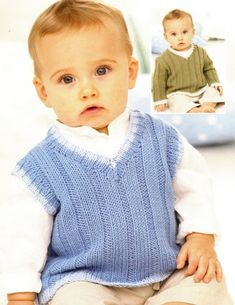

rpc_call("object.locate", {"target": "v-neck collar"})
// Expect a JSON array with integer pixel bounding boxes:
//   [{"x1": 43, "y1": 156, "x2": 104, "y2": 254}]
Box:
[
  {"x1": 168, "y1": 44, "x2": 194, "y2": 60},
  {"x1": 45, "y1": 110, "x2": 146, "y2": 178}
]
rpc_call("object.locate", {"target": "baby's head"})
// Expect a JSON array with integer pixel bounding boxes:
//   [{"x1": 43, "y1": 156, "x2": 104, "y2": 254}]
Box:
[
  {"x1": 163, "y1": 9, "x2": 195, "y2": 51},
  {"x1": 29, "y1": 0, "x2": 133, "y2": 76},
  {"x1": 28, "y1": 0, "x2": 138, "y2": 133}
]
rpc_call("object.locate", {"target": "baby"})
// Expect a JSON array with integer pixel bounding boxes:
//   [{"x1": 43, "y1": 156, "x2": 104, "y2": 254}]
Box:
[
  {"x1": 1, "y1": 1, "x2": 232, "y2": 305},
  {"x1": 152, "y1": 9, "x2": 224, "y2": 113}
]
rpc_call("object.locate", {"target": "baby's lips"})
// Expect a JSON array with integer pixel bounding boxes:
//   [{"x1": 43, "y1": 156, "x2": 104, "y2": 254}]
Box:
[{"x1": 81, "y1": 105, "x2": 104, "y2": 115}]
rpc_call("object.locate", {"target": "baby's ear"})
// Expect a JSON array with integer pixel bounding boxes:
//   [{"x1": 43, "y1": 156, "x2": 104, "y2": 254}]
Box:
[
  {"x1": 128, "y1": 57, "x2": 139, "y2": 89},
  {"x1": 33, "y1": 77, "x2": 50, "y2": 107}
]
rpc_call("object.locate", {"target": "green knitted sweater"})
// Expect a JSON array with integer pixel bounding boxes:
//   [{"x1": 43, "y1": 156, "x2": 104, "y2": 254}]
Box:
[{"x1": 152, "y1": 45, "x2": 220, "y2": 102}]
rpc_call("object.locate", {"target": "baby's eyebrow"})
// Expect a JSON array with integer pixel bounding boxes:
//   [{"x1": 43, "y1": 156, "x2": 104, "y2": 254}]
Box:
[
  {"x1": 92, "y1": 58, "x2": 118, "y2": 65},
  {"x1": 50, "y1": 68, "x2": 73, "y2": 80}
]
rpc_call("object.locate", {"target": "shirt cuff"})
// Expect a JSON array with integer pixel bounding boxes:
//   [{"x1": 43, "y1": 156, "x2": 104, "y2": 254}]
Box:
[
  {"x1": 176, "y1": 221, "x2": 219, "y2": 245},
  {"x1": 3, "y1": 272, "x2": 41, "y2": 294},
  {"x1": 153, "y1": 99, "x2": 168, "y2": 106},
  {"x1": 210, "y1": 83, "x2": 221, "y2": 88}
]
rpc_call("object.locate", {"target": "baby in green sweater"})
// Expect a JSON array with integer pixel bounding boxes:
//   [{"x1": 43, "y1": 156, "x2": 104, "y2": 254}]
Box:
[{"x1": 152, "y1": 9, "x2": 224, "y2": 113}]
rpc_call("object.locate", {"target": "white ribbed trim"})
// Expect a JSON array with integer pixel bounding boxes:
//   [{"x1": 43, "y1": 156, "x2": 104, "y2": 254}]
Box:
[
  {"x1": 167, "y1": 85, "x2": 208, "y2": 98},
  {"x1": 210, "y1": 82, "x2": 222, "y2": 88},
  {"x1": 153, "y1": 99, "x2": 168, "y2": 106}
]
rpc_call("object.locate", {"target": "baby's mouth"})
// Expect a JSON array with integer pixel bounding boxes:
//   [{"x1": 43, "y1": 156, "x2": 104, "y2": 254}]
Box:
[{"x1": 81, "y1": 105, "x2": 103, "y2": 115}]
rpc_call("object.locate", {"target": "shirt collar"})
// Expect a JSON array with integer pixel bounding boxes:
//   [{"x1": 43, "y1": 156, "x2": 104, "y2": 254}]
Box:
[{"x1": 168, "y1": 44, "x2": 194, "y2": 59}]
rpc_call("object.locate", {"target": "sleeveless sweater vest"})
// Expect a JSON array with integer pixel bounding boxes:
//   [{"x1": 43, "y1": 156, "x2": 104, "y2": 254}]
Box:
[{"x1": 14, "y1": 110, "x2": 183, "y2": 305}]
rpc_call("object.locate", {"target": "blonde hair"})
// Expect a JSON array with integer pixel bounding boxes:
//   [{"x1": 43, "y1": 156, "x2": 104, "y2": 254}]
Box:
[
  {"x1": 162, "y1": 9, "x2": 194, "y2": 31},
  {"x1": 28, "y1": 0, "x2": 133, "y2": 75}
]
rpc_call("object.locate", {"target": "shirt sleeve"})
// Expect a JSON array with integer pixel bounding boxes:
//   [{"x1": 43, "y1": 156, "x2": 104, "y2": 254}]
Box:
[
  {"x1": 0, "y1": 175, "x2": 53, "y2": 294},
  {"x1": 173, "y1": 135, "x2": 219, "y2": 244}
]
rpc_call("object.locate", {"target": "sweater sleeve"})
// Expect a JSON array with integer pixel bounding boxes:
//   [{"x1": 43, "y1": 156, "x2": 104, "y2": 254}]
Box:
[
  {"x1": 173, "y1": 135, "x2": 219, "y2": 244},
  {"x1": 0, "y1": 175, "x2": 53, "y2": 294},
  {"x1": 152, "y1": 56, "x2": 168, "y2": 102},
  {"x1": 203, "y1": 48, "x2": 220, "y2": 85}
]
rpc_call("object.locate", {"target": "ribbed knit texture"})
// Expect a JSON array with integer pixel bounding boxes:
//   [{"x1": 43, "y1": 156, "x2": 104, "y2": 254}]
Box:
[
  {"x1": 152, "y1": 44, "x2": 220, "y2": 102},
  {"x1": 13, "y1": 110, "x2": 183, "y2": 305}
]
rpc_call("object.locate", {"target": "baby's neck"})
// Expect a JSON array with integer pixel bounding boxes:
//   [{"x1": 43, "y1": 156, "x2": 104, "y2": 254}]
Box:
[{"x1": 95, "y1": 126, "x2": 109, "y2": 135}]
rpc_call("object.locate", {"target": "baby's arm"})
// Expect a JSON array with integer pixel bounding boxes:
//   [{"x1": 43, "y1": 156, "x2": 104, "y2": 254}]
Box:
[
  {"x1": 203, "y1": 48, "x2": 221, "y2": 88},
  {"x1": 152, "y1": 57, "x2": 168, "y2": 106},
  {"x1": 0, "y1": 176, "x2": 53, "y2": 304},
  {"x1": 173, "y1": 135, "x2": 222, "y2": 282},
  {"x1": 177, "y1": 233, "x2": 222, "y2": 283}
]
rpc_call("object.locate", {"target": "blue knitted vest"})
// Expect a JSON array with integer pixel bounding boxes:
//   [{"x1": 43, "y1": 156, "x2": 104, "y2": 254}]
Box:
[{"x1": 14, "y1": 110, "x2": 183, "y2": 305}]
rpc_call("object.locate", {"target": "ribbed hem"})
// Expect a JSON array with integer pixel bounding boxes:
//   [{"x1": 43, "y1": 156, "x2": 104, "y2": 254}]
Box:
[{"x1": 39, "y1": 271, "x2": 173, "y2": 305}]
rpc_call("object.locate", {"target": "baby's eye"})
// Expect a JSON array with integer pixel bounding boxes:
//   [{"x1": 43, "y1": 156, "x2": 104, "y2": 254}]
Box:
[
  {"x1": 59, "y1": 75, "x2": 75, "y2": 84},
  {"x1": 95, "y1": 66, "x2": 110, "y2": 76},
  {"x1": 171, "y1": 32, "x2": 176, "y2": 36},
  {"x1": 183, "y1": 30, "x2": 188, "y2": 34}
]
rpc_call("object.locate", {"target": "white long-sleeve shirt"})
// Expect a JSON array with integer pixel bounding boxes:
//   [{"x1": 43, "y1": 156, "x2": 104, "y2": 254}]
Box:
[{"x1": 0, "y1": 108, "x2": 218, "y2": 294}]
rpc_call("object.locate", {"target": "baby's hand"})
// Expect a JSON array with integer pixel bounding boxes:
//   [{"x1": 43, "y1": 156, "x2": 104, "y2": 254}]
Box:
[
  {"x1": 176, "y1": 233, "x2": 223, "y2": 283},
  {"x1": 154, "y1": 103, "x2": 168, "y2": 112},
  {"x1": 214, "y1": 85, "x2": 223, "y2": 96}
]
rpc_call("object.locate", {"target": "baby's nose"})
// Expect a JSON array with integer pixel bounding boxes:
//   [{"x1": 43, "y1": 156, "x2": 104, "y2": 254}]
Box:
[
  {"x1": 79, "y1": 84, "x2": 98, "y2": 101},
  {"x1": 178, "y1": 34, "x2": 183, "y2": 40}
]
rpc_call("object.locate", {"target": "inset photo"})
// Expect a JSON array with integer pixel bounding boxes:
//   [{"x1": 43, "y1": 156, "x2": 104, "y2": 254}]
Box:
[{"x1": 151, "y1": 6, "x2": 226, "y2": 114}]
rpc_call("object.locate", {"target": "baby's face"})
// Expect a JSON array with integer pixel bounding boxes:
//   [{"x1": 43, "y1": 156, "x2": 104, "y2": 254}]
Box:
[
  {"x1": 33, "y1": 20, "x2": 138, "y2": 134},
  {"x1": 164, "y1": 16, "x2": 195, "y2": 51}
]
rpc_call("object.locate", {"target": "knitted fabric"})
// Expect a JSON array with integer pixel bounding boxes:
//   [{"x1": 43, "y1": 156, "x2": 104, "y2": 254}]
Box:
[
  {"x1": 152, "y1": 44, "x2": 220, "y2": 102},
  {"x1": 13, "y1": 110, "x2": 183, "y2": 305}
]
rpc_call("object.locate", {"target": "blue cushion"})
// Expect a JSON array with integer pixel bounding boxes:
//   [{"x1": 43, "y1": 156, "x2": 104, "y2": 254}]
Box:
[{"x1": 154, "y1": 112, "x2": 235, "y2": 146}]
